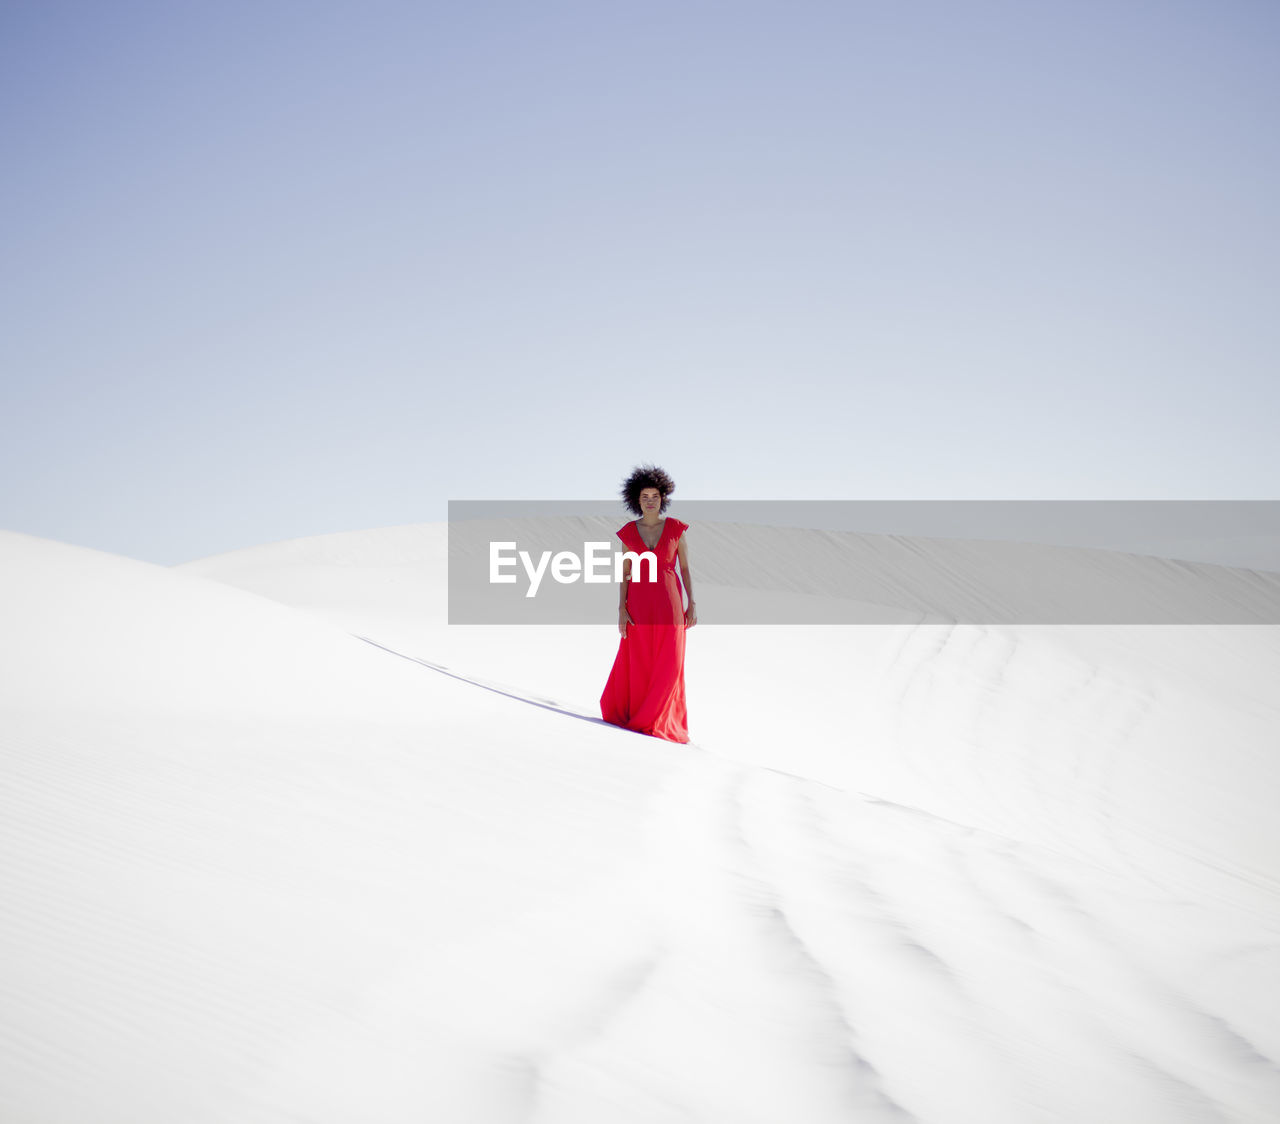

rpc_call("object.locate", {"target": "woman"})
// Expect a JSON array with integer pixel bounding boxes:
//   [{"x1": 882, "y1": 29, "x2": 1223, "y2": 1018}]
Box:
[{"x1": 599, "y1": 464, "x2": 697, "y2": 743}]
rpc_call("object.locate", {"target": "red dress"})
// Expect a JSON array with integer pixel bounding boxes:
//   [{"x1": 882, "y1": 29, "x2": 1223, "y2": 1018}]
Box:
[{"x1": 600, "y1": 517, "x2": 690, "y2": 743}]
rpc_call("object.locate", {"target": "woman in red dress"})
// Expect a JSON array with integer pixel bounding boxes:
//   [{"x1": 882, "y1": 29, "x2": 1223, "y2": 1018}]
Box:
[{"x1": 600, "y1": 464, "x2": 697, "y2": 743}]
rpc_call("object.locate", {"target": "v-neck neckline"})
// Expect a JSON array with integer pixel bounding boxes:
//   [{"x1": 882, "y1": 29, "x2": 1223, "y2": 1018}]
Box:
[{"x1": 634, "y1": 518, "x2": 666, "y2": 552}]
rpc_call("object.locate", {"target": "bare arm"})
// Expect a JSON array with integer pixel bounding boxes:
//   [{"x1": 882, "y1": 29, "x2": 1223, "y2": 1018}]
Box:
[
  {"x1": 678, "y1": 534, "x2": 697, "y2": 628},
  {"x1": 618, "y1": 553, "x2": 633, "y2": 635}
]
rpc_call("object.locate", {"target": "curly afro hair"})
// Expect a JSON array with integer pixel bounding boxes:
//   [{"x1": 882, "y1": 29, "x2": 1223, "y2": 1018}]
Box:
[{"x1": 620, "y1": 463, "x2": 676, "y2": 516}]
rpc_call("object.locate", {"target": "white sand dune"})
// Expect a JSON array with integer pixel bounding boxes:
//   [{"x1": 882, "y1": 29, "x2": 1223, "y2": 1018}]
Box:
[{"x1": 2, "y1": 524, "x2": 1278, "y2": 1122}]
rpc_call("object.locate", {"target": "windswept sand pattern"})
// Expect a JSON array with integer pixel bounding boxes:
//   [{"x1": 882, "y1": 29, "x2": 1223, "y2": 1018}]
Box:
[{"x1": 482, "y1": 746, "x2": 1280, "y2": 1122}]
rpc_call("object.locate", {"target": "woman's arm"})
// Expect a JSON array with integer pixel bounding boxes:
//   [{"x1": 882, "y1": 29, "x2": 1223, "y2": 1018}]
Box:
[
  {"x1": 677, "y1": 534, "x2": 697, "y2": 628},
  {"x1": 618, "y1": 554, "x2": 633, "y2": 635}
]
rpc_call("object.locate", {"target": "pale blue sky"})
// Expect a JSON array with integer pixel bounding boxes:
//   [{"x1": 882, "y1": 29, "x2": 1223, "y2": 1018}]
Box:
[{"x1": 3, "y1": 0, "x2": 1277, "y2": 565}]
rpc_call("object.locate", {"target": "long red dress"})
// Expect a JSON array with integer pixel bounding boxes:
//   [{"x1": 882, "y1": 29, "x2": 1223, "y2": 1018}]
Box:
[{"x1": 600, "y1": 516, "x2": 690, "y2": 743}]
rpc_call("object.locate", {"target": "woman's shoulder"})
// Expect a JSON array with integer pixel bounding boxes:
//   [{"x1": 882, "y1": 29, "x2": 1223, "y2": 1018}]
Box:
[{"x1": 615, "y1": 517, "x2": 688, "y2": 540}]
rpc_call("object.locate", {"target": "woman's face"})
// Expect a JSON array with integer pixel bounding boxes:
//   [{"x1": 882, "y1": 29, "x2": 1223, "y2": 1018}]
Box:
[{"x1": 638, "y1": 487, "x2": 663, "y2": 515}]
